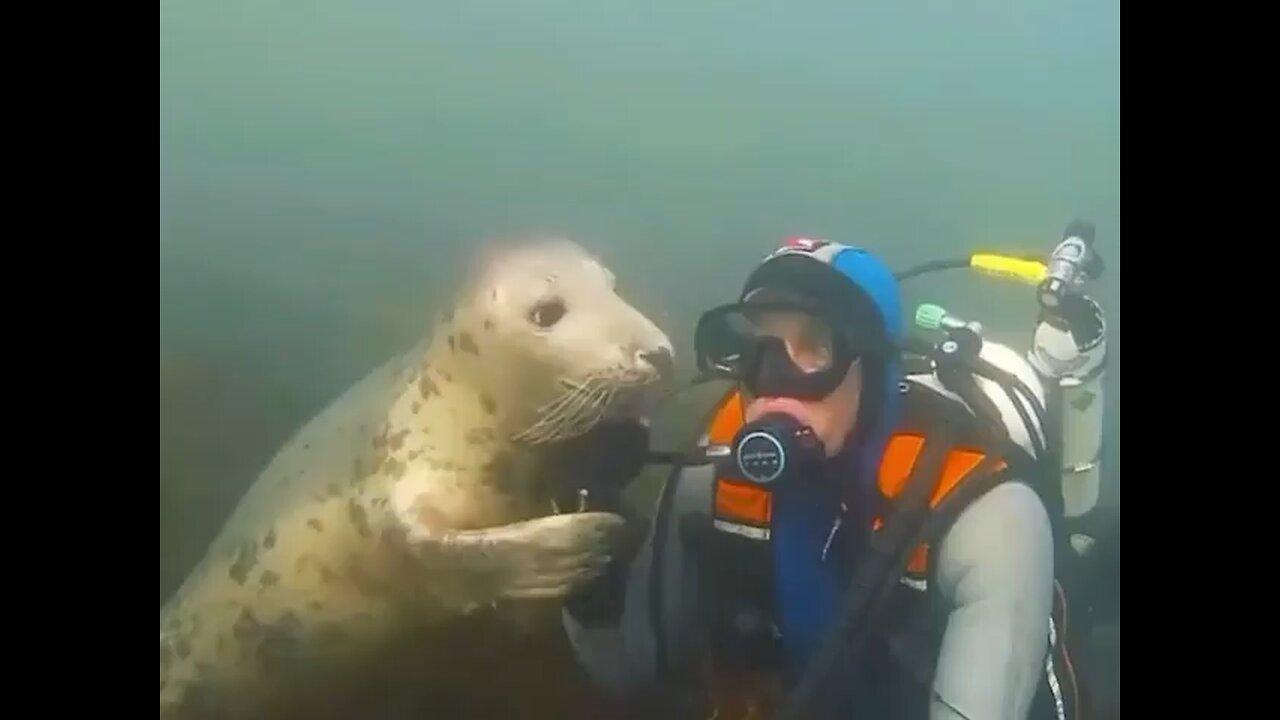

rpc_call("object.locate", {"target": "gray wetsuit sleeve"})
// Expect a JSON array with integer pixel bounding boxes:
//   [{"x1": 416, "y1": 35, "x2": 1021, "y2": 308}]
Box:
[
  {"x1": 561, "y1": 464, "x2": 712, "y2": 698},
  {"x1": 930, "y1": 480, "x2": 1056, "y2": 720}
]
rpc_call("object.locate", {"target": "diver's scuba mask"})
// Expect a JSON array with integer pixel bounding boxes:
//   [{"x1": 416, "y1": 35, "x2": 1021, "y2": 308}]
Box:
[{"x1": 694, "y1": 295, "x2": 865, "y2": 402}]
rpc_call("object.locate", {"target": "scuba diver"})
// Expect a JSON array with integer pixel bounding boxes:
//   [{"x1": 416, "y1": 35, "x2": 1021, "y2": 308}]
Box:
[{"x1": 558, "y1": 223, "x2": 1116, "y2": 720}]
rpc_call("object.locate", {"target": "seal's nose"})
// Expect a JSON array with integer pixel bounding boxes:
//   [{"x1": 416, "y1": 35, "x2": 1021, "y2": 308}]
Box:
[{"x1": 636, "y1": 346, "x2": 674, "y2": 380}]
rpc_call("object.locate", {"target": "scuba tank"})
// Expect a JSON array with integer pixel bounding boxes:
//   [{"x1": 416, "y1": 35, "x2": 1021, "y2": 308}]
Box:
[
  {"x1": 900, "y1": 219, "x2": 1111, "y2": 548},
  {"x1": 1025, "y1": 220, "x2": 1108, "y2": 548}
]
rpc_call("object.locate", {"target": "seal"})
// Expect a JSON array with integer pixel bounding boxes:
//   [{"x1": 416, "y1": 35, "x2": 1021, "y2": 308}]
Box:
[{"x1": 159, "y1": 236, "x2": 675, "y2": 720}]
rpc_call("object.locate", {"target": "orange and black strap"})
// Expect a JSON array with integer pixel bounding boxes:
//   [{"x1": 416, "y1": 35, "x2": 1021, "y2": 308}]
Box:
[
  {"x1": 773, "y1": 423, "x2": 960, "y2": 720},
  {"x1": 775, "y1": 414, "x2": 1018, "y2": 720}
]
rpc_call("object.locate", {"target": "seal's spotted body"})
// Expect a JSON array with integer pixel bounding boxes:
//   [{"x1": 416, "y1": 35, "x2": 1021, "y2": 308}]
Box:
[{"x1": 160, "y1": 238, "x2": 674, "y2": 719}]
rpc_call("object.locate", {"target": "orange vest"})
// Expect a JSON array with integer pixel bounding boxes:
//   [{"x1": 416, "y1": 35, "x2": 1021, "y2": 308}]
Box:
[
  {"x1": 699, "y1": 385, "x2": 1010, "y2": 719},
  {"x1": 705, "y1": 388, "x2": 1008, "y2": 584}
]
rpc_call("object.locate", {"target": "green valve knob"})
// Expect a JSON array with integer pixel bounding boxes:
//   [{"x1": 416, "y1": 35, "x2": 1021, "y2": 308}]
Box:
[{"x1": 915, "y1": 303, "x2": 948, "y2": 330}]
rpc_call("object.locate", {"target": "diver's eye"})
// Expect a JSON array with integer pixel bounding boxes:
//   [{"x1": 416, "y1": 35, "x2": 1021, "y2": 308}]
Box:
[{"x1": 529, "y1": 297, "x2": 567, "y2": 329}]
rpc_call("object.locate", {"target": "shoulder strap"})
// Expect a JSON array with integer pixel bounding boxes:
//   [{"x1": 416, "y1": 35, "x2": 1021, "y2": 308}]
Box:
[
  {"x1": 775, "y1": 382, "x2": 1013, "y2": 720},
  {"x1": 649, "y1": 461, "x2": 686, "y2": 680}
]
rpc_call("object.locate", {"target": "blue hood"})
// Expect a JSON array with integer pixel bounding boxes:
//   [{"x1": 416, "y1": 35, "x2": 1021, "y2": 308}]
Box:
[
  {"x1": 827, "y1": 243, "x2": 906, "y2": 473},
  {"x1": 741, "y1": 239, "x2": 905, "y2": 680}
]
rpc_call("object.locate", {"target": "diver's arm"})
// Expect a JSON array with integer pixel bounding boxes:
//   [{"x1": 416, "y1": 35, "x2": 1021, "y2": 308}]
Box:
[
  {"x1": 929, "y1": 481, "x2": 1055, "y2": 720},
  {"x1": 561, "y1": 465, "x2": 707, "y2": 699}
]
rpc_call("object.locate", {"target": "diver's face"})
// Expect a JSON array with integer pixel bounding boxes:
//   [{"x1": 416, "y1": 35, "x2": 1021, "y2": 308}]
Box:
[{"x1": 740, "y1": 308, "x2": 864, "y2": 457}]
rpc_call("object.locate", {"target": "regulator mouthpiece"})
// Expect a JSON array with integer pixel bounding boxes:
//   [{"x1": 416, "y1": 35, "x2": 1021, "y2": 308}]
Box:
[{"x1": 729, "y1": 412, "x2": 825, "y2": 486}]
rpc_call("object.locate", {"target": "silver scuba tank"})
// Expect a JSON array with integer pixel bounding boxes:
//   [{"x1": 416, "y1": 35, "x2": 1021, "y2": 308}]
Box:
[{"x1": 1026, "y1": 221, "x2": 1109, "y2": 554}]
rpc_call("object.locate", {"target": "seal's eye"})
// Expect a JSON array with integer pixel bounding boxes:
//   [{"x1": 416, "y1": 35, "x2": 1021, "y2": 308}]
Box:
[{"x1": 529, "y1": 297, "x2": 566, "y2": 329}]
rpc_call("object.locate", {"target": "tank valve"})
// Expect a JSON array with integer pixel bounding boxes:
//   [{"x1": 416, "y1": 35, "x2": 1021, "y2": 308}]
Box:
[{"x1": 1038, "y1": 219, "x2": 1105, "y2": 312}]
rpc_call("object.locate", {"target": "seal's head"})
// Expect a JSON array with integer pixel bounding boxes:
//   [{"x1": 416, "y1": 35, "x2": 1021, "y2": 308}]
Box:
[{"x1": 442, "y1": 236, "x2": 675, "y2": 444}]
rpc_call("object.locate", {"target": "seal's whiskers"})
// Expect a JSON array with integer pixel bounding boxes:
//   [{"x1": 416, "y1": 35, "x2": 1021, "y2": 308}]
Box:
[
  {"x1": 513, "y1": 376, "x2": 599, "y2": 444},
  {"x1": 514, "y1": 374, "x2": 618, "y2": 444},
  {"x1": 512, "y1": 386, "x2": 580, "y2": 444},
  {"x1": 560, "y1": 384, "x2": 614, "y2": 439}
]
